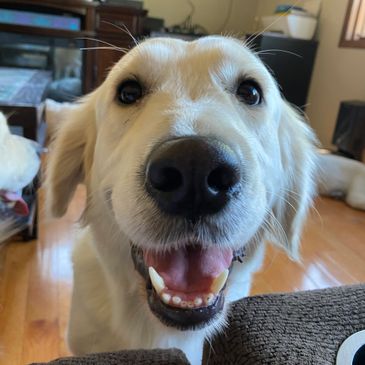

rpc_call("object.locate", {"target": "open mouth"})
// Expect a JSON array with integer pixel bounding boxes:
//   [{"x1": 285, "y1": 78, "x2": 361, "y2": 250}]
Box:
[
  {"x1": 131, "y1": 243, "x2": 245, "y2": 330},
  {"x1": 0, "y1": 190, "x2": 29, "y2": 216}
]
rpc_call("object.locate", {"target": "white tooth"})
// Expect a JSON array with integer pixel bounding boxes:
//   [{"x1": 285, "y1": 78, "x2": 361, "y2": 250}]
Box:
[
  {"x1": 180, "y1": 301, "x2": 187, "y2": 308},
  {"x1": 161, "y1": 293, "x2": 171, "y2": 304},
  {"x1": 205, "y1": 293, "x2": 215, "y2": 305},
  {"x1": 211, "y1": 269, "x2": 229, "y2": 294},
  {"x1": 172, "y1": 296, "x2": 181, "y2": 305},
  {"x1": 187, "y1": 301, "x2": 194, "y2": 308},
  {"x1": 148, "y1": 267, "x2": 165, "y2": 294},
  {"x1": 194, "y1": 297, "x2": 203, "y2": 306}
]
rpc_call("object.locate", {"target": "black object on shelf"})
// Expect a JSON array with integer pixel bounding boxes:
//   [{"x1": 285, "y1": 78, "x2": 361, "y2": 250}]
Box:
[
  {"x1": 247, "y1": 33, "x2": 318, "y2": 110},
  {"x1": 143, "y1": 17, "x2": 164, "y2": 36},
  {"x1": 332, "y1": 100, "x2": 365, "y2": 161}
]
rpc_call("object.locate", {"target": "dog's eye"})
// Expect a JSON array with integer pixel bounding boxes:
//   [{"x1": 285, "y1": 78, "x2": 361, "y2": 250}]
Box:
[
  {"x1": 117, "y1": 80, "x2": 143, "y2": 105},
  {"x1": 236, "y1": 80, "x2": 262, "y2": 106}
]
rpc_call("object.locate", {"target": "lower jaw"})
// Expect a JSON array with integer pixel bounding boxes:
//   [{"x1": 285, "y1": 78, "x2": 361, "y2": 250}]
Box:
[
  {"x1": 147, "y1": 287, "x2": 225, "y2": 331},
  {"x1": 131, "y1": 244, "x2": 233, "y2": 330}
]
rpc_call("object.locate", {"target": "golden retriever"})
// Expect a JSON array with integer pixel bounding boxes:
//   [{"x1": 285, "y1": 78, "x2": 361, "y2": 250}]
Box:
[{"x1": 47, "y1": 36, "x2": 317, "y2": 365}]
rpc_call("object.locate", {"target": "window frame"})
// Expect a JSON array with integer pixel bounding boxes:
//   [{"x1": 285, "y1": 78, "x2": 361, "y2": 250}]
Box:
[{"x1": 339, "y1": 0, "x2": 365, "y2": 48}]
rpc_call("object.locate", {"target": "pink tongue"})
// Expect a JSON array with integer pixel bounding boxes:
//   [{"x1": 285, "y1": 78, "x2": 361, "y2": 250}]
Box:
[
  {"x1": 144, "y1": 246, "x2": 233, "y2": 293},
  {"x1": 0, "y1": 191, "x2": 29, "y2": 216}
]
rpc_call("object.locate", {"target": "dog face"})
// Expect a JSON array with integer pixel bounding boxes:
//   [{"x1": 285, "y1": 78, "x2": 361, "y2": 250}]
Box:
[{"x1": 47, "y1": 37, "x2": 316, "y2": 332}]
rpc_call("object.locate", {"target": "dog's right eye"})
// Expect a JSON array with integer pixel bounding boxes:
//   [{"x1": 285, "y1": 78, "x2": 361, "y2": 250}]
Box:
[
  {"x1": 236, "y1": 79, "x2": 262, "y2": 106},
  {"x1": 117, "y1": 80, "x2": 143, "y2": 105}
]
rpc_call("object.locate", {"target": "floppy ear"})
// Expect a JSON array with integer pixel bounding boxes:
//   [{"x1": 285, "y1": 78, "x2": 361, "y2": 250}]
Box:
[
  {"x1": 270, "y1": 102, "x2": 318, "y2": 260},
  {"x1": 46, "y1": 93, "x2": 97, "y2": 218}
]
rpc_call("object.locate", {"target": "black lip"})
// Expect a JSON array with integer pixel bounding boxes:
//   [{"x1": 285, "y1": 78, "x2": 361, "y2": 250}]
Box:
[{"x1": 131, "y1": 244, "x2": 245, "y2": 330}]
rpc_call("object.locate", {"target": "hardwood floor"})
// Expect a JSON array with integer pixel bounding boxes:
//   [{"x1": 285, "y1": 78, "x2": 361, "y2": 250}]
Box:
[{"x1": 0, "y1": 187, "x2": 364, "y2": 364}]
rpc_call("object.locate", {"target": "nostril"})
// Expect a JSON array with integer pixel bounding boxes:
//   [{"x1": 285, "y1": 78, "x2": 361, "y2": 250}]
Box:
[
  {"x1": 207, "y1": 165, "x2": 239, "y2": 193},
  {"x1": 149, "y1": 165, "x2": 183, "y2": 192},
  {"x1": 145, "y1": 137, "x2": 241, "y2": 218}
]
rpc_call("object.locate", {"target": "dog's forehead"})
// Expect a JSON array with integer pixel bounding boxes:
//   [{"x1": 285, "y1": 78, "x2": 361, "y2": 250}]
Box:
[
  {"x1": 112, "y1": 36, "x2": 262, "y2": 83},
  {"x1": 138, "y1": 36, "x2": 253, "y2": 62}
]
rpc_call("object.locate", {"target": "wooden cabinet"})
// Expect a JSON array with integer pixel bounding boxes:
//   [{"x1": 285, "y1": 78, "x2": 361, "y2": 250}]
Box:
[
  {"x1": 92, "y1": 4, "x2": 146, "y2": 88},
  {"x1": 0, "y1": 0, "x2": 147, "y2": 93}
]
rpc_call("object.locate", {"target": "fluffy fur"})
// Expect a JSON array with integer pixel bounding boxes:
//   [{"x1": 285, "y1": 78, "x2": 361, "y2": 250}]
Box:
[
  {"x1": 0, "y1": 113, "x2": 40, "y2": 192},
  {"x1": 318, "y1": 151, "x2": 365, "y2": 210},
  {"x1": 46, "y1": 36, "x2": 317, "y2": 365},
  {"x1": 0, "y1": 112, "x2": 40, "y2": 243}
]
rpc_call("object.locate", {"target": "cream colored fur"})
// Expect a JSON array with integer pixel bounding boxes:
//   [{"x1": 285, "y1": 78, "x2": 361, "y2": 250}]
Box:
[
  {"x1": 0, "y1": 112, "x2": 40, "y2": 192},
  {"x1": 0, "y1": 112, "x2": 40, "y2": 243},
  {"x1": 318, "y1": 151, "x2": 365, "y2": 210},
  {"x1": 46, "y1": 36, "x2": 317, "y2": 365}
]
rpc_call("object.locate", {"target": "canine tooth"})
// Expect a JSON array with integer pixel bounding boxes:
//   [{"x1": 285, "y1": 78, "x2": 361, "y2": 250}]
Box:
[
  {"x1": 172, "y1": 296, "x2": 181, "y2": 305},
  {"x1": 161, "y1": 293, "x2": 171, "y2": 304},
  {"x1": 148, "y1": 267, "x2": 165, "y2": 294},
  {"x1": 194, "y1": 297, "x2": 203, "y2": 306},
  {"x1": 211, "y1": 269, "x2": 229, "y2": 294},
  {"x1": 205, "y1": 293, "x2": 215, "y2": 305}
]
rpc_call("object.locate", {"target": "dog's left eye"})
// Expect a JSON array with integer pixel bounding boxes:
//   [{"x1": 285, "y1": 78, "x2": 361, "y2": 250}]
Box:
[
  {"x1": 236, "y1": 80, "x2": 262, "y2": 106},
  {"x1": 117, "y1": 80, "x2": 143, "y2": 105}
]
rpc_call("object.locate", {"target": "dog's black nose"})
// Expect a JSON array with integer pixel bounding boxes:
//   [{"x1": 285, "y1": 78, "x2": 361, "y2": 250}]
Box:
[{"x1": 145, "y1": 137, "x2": 241, "y2": 220}]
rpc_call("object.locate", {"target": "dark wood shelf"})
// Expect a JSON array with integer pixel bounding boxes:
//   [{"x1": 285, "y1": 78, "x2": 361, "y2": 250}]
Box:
[{"x1": 0, "y1": 0, "x2": 147, "y2": 92}]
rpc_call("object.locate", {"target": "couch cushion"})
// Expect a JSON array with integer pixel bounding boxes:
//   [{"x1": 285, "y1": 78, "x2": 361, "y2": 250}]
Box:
[
  {"x1": 31, "y1": 348, "x2": 189, "y2": 365},
  {"x1": 203, "y1": 284, "x2": 365, "y2": 364}
]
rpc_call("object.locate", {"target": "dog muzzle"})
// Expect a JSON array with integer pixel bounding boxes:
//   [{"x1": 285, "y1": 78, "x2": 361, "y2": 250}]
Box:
[{"x1": 131, "y1": 243, "x2": 245, "y2": 330}]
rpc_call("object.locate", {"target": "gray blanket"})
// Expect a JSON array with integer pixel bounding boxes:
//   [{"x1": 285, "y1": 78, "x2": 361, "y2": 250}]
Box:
[{"x1": 203, "y1": 284, "x2": 365, "y2": 364}]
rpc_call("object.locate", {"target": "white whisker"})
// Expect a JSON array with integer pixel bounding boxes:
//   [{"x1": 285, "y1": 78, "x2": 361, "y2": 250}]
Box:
[
  {"x1": 80, "y1": 47, "x2": 128, "y2": 52},
  {"x1": 77, "y1": 36, "x2": 129, "y2": 52},
  {"x1": 256, "y1": 49, "x2": 303, "y2": 58},
  {"x1": 101, "y1": 20, "x2": 139, "y2": 47}
]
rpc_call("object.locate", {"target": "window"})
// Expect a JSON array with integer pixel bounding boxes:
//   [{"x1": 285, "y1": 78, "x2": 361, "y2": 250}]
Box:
[{"x1": 340, "y1": 0, "x2": 365, "y2": 48}]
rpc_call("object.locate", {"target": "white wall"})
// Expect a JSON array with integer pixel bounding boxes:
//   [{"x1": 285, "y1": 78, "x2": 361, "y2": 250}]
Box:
[
  {"x1": 255, "y1": 0, "x2": 285, "y2": 19},
  {"x1": 255, "y1": 0, "x2": 365, "y2": 148},
  {"x1": 305, "y1": 0, "x2": 365, "y2": 148},
  {"x1": 143, "y1": 0, "x2": 258, "y2": 35}
]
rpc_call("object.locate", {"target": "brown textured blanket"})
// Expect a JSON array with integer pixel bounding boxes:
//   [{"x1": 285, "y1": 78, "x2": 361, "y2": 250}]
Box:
[
  {"x1": 32, "y1": 284, "x2": 365, "y2": 365},
  {"x1": 32, "y1": 349, "x2": 189, "y2": 365}
]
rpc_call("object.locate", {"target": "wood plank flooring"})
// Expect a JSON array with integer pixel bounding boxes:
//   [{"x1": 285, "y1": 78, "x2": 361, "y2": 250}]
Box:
[{"x1": 0, "y1": 186, "x2": 364, "y2": 364}]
